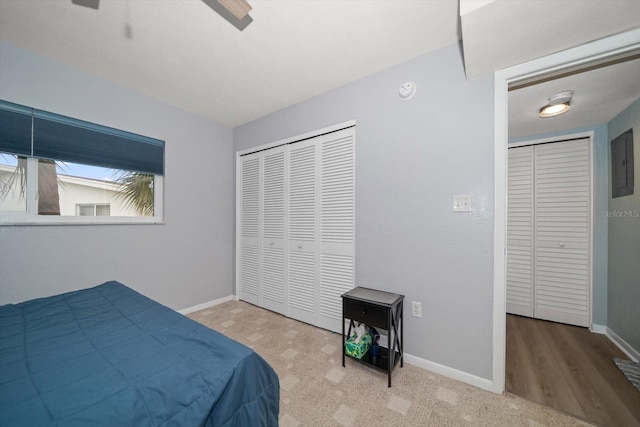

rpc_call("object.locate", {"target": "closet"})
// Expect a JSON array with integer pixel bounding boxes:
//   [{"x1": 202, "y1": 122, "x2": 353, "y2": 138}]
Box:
[
  {"x1": 507, "y1": 137, "x2": 591, "y2": 327},
  {"x1": 237, "y1": 125, "x2": 355, "y2": 333}
]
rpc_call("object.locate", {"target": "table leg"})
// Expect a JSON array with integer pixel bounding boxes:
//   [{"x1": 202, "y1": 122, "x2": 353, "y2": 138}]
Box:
[
  {"x1": 342, "y1": 310, "x2": 345, "y2": 368},
  {"x1": 400, "y1": 303, "x2": 404, "y2": 367},
  {"x1": 388, "y1": 310, "x2": 392, "y2": 387}
]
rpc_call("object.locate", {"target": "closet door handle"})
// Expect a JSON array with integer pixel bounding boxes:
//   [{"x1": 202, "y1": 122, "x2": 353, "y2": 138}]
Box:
[
  {"x1": 269, "y1": 241, "x2": 274, "y2": 246},
  {"x1": 559, "y1": 243, "x2": 565, "y2": 248},
  {"x1": 297, "y1": 244, "x2": 302, "y2": 249}
]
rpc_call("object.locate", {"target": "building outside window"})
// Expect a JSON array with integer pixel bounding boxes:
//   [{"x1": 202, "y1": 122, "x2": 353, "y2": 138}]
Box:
[
  {"x1": 0, "y1": 160, "x2": 145, "y2": 217},
  {"x1": 77, "y1": 203, "x2": 111, "y2": 217}
]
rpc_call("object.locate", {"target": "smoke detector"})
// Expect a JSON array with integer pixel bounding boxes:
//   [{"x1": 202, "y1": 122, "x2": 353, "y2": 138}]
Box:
[{"x1": 399, "y1": 82, "x2": 417, "y2": 100}]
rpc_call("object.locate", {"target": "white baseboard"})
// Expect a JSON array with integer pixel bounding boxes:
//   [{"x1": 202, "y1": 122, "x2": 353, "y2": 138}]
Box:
[
  {"x1": 591, "y1": 323, "x2": 607, "y2": 334},
  {"x1": 404, "y1": 353, "x2": 494, "y2": 393},
  {"x1": 606, "y1": 327, "x2": 640, "y2": 362},
  {"x1": 178, "y1": 294, "x2": 234, "y2": 315}
]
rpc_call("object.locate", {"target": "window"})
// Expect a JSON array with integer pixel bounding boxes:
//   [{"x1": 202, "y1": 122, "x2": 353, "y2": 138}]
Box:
[
  {"x1": 0, "y1": 154, "x2": 26, "y2": 212},
  {"x1": 77, "y1": 203, "x2": 111, "y2": 216},
  {"x1": 0, "y1": 100, "x2": 164, "y2": 224}
]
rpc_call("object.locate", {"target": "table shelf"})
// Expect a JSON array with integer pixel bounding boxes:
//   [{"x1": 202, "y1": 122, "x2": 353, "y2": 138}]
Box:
[{"x1": 345, "y1": 346, "x2": 401, "y2": 373}]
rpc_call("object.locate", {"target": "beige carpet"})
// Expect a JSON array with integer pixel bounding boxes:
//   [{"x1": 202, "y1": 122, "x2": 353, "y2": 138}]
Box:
[{"x1": 188, "y1": 301, "x2": 592, "y2": 427}]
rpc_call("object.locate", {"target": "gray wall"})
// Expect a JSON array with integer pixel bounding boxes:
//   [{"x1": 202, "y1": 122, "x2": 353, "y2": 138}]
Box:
[
  {"x1": 510, "y1": 124, "x2": 609, "y2": 326},
  {"x1": 234, "y1": 43, "x2": 495, "y2": 380},
  {"x1": 0, "y1": 42, "x2": 234, "y2": 310},
  {"x1": 607, "y1": 97, "x2": 640, "y2": 353}
]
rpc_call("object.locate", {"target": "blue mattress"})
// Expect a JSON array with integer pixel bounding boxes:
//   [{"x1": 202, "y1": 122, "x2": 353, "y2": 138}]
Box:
[{"x1": 0, "y1": 281, "x2": 279, "y2": 426}]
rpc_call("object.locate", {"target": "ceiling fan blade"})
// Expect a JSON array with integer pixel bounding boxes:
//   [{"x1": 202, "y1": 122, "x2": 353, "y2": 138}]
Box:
[
  {"x1": 216, "y1": 0, "x2": 252, "y2": 20},
  {"x1": 71, "y1": 0, "x2": 100, "y2": 10}
]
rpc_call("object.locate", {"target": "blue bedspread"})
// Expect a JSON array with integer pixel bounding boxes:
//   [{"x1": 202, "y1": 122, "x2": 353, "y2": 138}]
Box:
[{"x1": 0, "y1": 281, "x2": 279, "y2": 426}]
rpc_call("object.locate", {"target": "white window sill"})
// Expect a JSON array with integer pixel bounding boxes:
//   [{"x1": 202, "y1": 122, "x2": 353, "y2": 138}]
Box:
[{"x1": 0, "y1": 216, "x2": 165, "y2": 226}]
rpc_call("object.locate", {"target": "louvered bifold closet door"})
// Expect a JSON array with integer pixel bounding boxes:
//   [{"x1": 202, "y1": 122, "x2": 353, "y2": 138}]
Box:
[
  {"x1": 507, "y1": 146, "x2": 534, "y2": 317},
  {"x1": 238, "y1": 125, "x2": 355, "y2": 333},
  {"x1": 239, "y1": 154, "x2": 261, "y2": 305},
  {"x1": 262, "y1": 147, "x2": 288, "y2": 315},
  {"x1": 318, "y1": 128, "x2": 355, "y2": 332},
  {"x1": 288, "y1": 139, "x2": 319, "y2": 326},
  {"x1": 534, "y1": 139, "x2": 590, "y2": 327}
]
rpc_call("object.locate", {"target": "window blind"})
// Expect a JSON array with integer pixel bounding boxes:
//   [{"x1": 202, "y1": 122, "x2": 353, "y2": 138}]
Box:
[
  {"x1": 0, "y1": 101, "x2": 32, "y2": 157},
  {"x1": 0, "y1": 100, "x2": 164, "y2": 175}
]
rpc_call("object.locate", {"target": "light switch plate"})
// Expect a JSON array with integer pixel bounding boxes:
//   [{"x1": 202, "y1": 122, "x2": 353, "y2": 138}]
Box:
[{"x1": 453, "y1": 195, "x2": 472, "y2": 212}]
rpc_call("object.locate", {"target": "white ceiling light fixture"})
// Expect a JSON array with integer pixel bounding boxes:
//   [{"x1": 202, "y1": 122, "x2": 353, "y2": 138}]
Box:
[{"x1": 539, "y1": 90, "x2": 574, "y2": 118}]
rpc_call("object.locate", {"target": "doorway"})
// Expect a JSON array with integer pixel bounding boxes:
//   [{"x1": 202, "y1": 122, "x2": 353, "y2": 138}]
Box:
[
  {"x1": 495, "y1": 28, "x2": 640, "y2": 427},
  {"x1": 493, "y1": 27, "x2": 640, "y2": 394}
]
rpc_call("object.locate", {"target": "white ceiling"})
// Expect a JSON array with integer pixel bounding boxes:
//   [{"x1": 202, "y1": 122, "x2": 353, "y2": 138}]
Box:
[
  {"x1": 461, "y1": 0, "x2": 640, "y2": 79},
  {"x1": 0, "y1": 0, "x2": 461, "y2": 128},
  {"x1": 0, "y1": 0, "x2": 639, "y2": 134}
]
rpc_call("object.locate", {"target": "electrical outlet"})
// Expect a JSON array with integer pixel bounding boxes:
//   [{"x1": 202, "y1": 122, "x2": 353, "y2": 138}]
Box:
[{"x1": 411, "y1": 301, "x2": 422, "y2": 318}]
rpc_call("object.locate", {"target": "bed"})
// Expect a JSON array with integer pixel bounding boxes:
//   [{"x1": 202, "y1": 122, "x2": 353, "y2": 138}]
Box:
[{"x1": 0, "y1": 281, "x2": 280, "y2": 426}]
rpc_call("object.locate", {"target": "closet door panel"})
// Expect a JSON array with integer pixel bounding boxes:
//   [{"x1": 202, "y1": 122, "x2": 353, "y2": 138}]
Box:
[
  {"x1": 534, "y1": 139, "x2": 590, "y2": 327},
  {"x1": 239, "y1": 155, "x2": 261, "y2": 305},
  {"x1": 507, "y1": 146, "x2": 534, "y2": 317},
  {"x1": 318, "y1": 128, "x2": 355, "y2": 332},
  {"x1": 288, "y1": 251, "x2": 316, "y2": 314},
  {"x1": 262, "y1": 148, "x2": 287, "y2": 315},
  {"x1": 288, "y1": 140, "x2": 318, "y2": 325}
]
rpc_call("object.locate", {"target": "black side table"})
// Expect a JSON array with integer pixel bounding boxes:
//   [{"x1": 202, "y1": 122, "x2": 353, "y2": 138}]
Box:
[{"x1": 341, "y1": 286, "x2": 404, "y2": 387}]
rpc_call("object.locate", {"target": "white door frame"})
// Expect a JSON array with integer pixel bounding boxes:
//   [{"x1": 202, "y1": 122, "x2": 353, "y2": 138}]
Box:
[{"x1": 492, "y1": 27, "x2": 640, "y2": 394}]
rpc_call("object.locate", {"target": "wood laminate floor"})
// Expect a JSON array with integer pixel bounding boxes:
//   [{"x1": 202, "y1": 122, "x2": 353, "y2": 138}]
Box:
[{"x1": 506, "y1": 314, "x2": 640, "y2": 427}]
